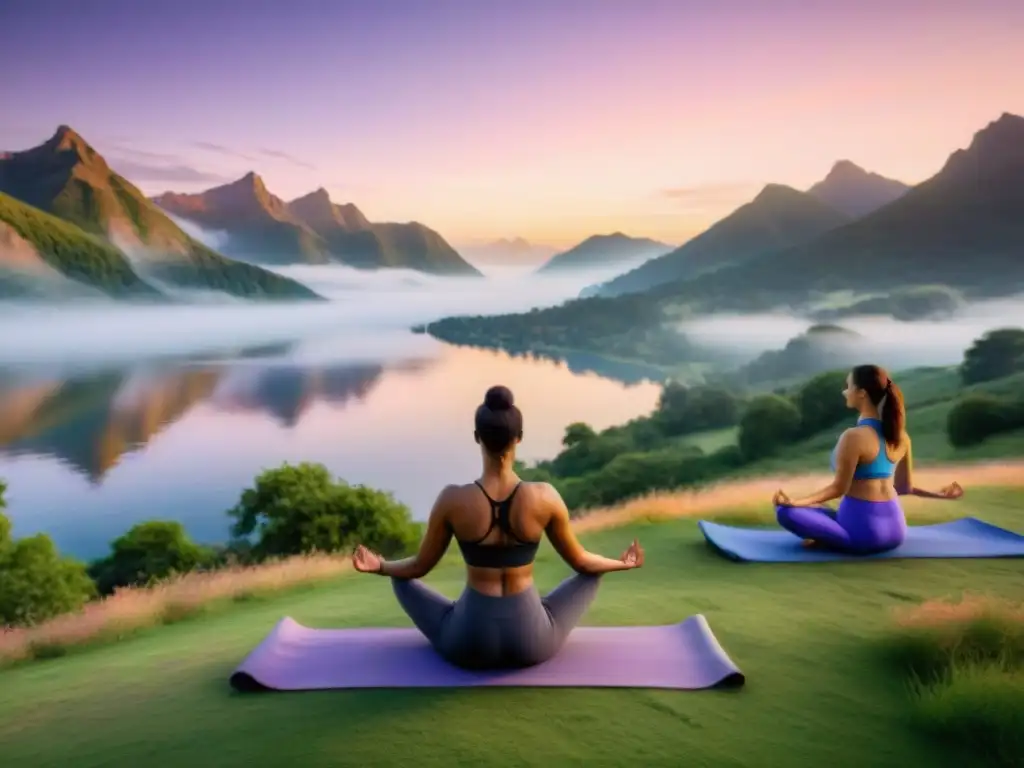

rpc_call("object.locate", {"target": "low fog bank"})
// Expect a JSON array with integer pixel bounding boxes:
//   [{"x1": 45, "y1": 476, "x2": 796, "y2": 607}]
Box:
[
  {"x1": 165, "y1": 213, "x2": 233, "y2": 252},
  {"x1": 0, "y1": 261, "x2": 622, "y2": 368},
  {"x1": 681, "y1": 297, "x2": 1024, "y2": 369}
]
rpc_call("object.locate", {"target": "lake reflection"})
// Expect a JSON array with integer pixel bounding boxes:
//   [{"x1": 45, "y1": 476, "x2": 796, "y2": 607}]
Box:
[{"x1": 0, "y1": 336, "x2": 661, "y2": 559}]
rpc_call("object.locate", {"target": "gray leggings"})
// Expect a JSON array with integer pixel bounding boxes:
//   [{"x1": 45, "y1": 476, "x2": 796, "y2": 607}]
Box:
[{"x1": 392, "y1": 573, "x2": 601, "y2": 670}]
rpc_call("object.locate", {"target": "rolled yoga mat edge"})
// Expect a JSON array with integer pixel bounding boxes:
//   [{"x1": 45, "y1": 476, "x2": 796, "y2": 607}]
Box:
[{"x1": 230, "y1": 614, "x2": 745, "y2": 693}]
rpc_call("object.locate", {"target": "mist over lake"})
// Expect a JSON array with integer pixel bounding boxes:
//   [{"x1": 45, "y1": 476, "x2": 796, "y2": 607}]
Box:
[
  {"x1": 1, "y1": 263, "x2": 1021, "y2": 559},
  {"x1": 0, "y1": 264, "x2": 665, "y2": 558}
]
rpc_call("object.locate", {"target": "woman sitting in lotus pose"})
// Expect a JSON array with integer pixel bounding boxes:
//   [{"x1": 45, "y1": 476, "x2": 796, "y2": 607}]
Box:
[
  {"x1": 772, "y1": 364, "x2": 963, "y2": 554},
  {"x1": 351, "y1": 385, "x2": 644, "y2": 670}
]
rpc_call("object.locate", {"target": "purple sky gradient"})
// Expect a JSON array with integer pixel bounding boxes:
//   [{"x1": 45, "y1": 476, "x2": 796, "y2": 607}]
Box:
[{"x1": 2, "y1": 0, "x2": 1022, "y2": 246}]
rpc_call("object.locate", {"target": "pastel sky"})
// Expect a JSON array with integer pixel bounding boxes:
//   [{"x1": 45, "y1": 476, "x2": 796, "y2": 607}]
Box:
[{"x1": 2, "y1": 0, "x2": 1022, "y2": 248}]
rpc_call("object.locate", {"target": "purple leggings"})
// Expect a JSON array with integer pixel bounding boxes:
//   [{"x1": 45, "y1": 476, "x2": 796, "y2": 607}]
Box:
[{"x1": 776, "y1": 496, "x2": 907, "y2": 554}]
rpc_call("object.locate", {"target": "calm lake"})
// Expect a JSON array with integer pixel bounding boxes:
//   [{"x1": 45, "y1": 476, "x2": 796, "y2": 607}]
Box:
[{"x1": 0, "y1": 326, "x2": 661, "y2": 560}]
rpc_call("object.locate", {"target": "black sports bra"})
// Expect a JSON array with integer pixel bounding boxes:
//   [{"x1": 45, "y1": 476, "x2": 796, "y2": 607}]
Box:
[{"x1": 454, "y1": 481, "x2": 540, "y2": 569}]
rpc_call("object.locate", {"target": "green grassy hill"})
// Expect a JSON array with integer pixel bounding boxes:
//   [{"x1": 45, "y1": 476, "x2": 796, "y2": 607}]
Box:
[
  {"x1": 0, "y1": 127, "x2": 320, "y2": 301},
  {"x1": 0, "y1": 192, "x2": 161, "y2": 299},
  {"x1": 1, "y1": 487, "x2": 1020, "y2": 768}
]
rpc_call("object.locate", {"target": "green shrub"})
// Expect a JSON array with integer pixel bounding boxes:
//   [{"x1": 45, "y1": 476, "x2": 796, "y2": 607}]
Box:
[
  {"x1": 88, "y1": 520, "x2": 218, "y2": 595},
  {"x1": 795, "y1": 369, "x2": 851, "y2": 436},
  {"x1": 738, "y1": 394, "x2": 802, "y2": 460},
  {"x1": 946, "y1": 394, "x2": 1024, "y2": 447},
  {"x1": 0, "y1": 532, "x2": 96, "y2": 627},
  {"x1": 960, "y1": 328, "x2": 1024, "y2": 386},
  {"x1": 227, "y1": 462, "x2": 420, "y2": 560},
  {"x1": 0, "y1": 481, "x2": 95, "y2": 627},
  {"x1": 654, "y1": 382, "x2": 740, "y2": 436}
]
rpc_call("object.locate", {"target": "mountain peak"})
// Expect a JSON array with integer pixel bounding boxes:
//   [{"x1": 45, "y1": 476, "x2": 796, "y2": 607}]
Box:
[
  {"x1": 825, "y1": 160, "x2": 867, "y2": 179},
  {"x1": 239, "y1": 171, "x2": 266, "y2": 189},
  {"x1": 41, "y1": 124, "x2": 102, "y2": 164},
  {"x1": 939, "y1": 111, "x2": 1024, "y2": 180},
  {"x1": 753, "y1": 183, "x2": 803, "y2": 204},
  {"x1": 970, "y1": 111, "x2": 1024, "y2": 155},
  {"x1": 807, "y1": 161, "x2": 908, "y2": 218}
]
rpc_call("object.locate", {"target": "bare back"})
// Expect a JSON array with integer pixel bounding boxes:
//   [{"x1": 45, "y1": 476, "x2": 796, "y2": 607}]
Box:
[
  {"x1": 846, "y1": 425, "x2": 911, "y2": 502},
  {"x1": 443, "y1": 480, "x2": 577, "y2": 597}
]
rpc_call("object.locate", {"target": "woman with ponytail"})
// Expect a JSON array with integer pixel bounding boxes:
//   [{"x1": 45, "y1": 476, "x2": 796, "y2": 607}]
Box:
[{"x1": 772, "y1": 365, "x2": 963, "y2": 553}]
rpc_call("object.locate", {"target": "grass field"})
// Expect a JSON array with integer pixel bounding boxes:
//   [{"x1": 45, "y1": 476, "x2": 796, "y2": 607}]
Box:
[{"x1": 1, "y1": 483, "x2": 1021, "y2": 768}]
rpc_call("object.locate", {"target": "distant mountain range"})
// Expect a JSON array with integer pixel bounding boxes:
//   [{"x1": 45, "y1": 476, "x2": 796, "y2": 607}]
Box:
[
  {"x1": 591, "y1": 185, "x2": 849, "y2": 297},
  {"x1": 426, "y1": 112, "x2": 1024, "y2": 357},
  {"x1": 807, "y1": 160, "x2": 909, "y2": 218},
  {"x1": 536, "y1": 233, "x2": 671, "y2": 274},
  {"x1": 459, "y1": 237, "x2": 556, "y2": 267},
  {"x1": 0, "y1": 127, "x2": 319, "y2": 301},
  {"x1": 153, "y1": 176, "x2": 480, "y2": 276},
  {"x1": 676, "y1": 111, "x2": 1024, "y2": 303},
  {"x1": 591, "y1": 161, "x2": 909, "y2": 298}
]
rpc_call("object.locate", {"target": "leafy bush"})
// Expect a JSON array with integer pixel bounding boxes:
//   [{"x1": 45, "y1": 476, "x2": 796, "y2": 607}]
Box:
[
  {"x1": 0, "y1": 482, "x2": 95, "y2": 627},
  {"x1": 88, "y1": 520, "x2": 218, "y2": 595},
  {"x1": 795, "y1": 369, "x2": 851, "y2": 437},
  {"x1": 654, "y1": 382, "x2": 740, "y2": 436},
  {"x1": 737, "y1": 394, "x2": 802, "y2": 460},
  {"x1": 562, "y1": 422, "x2": 597, "y2": 447},
  {"x1": 961, "y1": 328, "x2": 1024, "y2": 386},
  {"x1": 946, "y1": 394, "x2": 1024, "y2": 447},
  {"x1": 227, "y1": 462, "x2": 420, "y2": 560},
  {"x1": 557, "y1": 444, "x2": 745, "y2": 512}
]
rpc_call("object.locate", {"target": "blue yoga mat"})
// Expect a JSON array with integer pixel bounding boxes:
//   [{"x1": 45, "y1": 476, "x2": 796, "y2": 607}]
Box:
[{"x1": 699, "y1": 517, "x2": 1024, "y2": 563}]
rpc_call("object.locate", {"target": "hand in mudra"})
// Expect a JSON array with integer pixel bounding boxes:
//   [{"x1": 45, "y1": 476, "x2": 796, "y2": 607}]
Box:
[
  {"x1": 352, "y1": 544, "x2": 383, "y2": 573},
  {"x1": 940, "y1": 482, "x2": 964, "y2": 500},
  {"x1": 621, "y1": 538, "x2": 644, "y2": 568},
  {"x1": 772, "y1": 489, "x2": 793, "y2": 507}
]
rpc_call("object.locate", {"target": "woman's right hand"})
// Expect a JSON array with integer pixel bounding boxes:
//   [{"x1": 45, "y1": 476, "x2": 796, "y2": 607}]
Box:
[{"x1": 621, "y1": 538, "x2": 644, "y2": 569}]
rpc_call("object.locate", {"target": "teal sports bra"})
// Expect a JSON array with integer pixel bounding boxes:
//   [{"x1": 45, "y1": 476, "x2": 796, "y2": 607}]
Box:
[{"x1": 830, "y1": 417, "x2": 898, "y2": 480}]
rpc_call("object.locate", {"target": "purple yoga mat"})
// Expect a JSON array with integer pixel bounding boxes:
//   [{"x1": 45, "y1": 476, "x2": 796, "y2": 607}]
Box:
[{"x1": 230, "y1": 615, "x2": 744, "y2": 692}]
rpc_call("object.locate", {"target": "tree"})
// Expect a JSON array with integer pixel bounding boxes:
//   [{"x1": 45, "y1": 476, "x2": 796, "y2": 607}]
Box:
[
  {"x1": 88, "y1": 520, "x2": 216, "y2": 595},
  {"x1": 946, "y1": 394, "x2": 1024, "y2": 448},
  {"x1": 796, "y1": 370, "x2": 851, "y2": 437},
  {"x1": 0, "y1": 480, "x2": 94, "y2": 626},
  {"x1": 562, "y1": 422, "x2": 597, "y2": 447},
  {"x1": 0, "y1": 532, "x2": 95, "y2": 628},
  {"x1": 655, "y1": 382, "x2": 740, "y2": 436},
  {"x1": 960, "y1": 328, "x2": 1024, "y2": 385},
  {"x1": 738, "y1": 395, "x2": 802, "y2": 461},
  {"x1": 227, "y1": 462, "x2": 420, "y2": 560}
]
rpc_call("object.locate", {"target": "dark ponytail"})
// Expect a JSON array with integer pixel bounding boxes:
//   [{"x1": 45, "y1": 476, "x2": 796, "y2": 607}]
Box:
[{"x1": 850, "y1": 364, "x2": 905, "y2": 446}]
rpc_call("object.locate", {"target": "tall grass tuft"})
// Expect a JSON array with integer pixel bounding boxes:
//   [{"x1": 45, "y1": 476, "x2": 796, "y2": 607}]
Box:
[
  {"x1": 0, "y1": 552, "x2": 350, "y2": 666},
  {"x1": 883, "y1": 595, "x2": 1024, "y2": 767}
]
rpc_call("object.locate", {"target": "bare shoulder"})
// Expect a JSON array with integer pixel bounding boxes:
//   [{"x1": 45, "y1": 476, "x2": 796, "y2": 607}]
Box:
[
  {"x1": 434, "y1": 483, "x2": 468, "y2": 507},
  {"x1": 840, "y1": 426, "x2": 871, "y2": 445},
  {"x1": 520, "y1": 480, "x2": 560, "y2": 503}
]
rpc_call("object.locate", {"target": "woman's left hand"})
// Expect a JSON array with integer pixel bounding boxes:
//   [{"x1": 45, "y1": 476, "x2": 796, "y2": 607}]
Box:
[
  {"x1": 773, "y1": 489, "x2": 793, "y2": 507},
  {"x1": 352, "y1": 544, "x2": 383, "y2": 574},
  {"x1": 939, "y1": 481, "x2": 964, "y2": 500}
]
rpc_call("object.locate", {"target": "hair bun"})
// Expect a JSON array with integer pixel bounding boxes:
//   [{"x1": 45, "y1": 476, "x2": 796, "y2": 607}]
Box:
[{"x1": 484, "y1": 385, "x2": 514, "y2": 411}]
